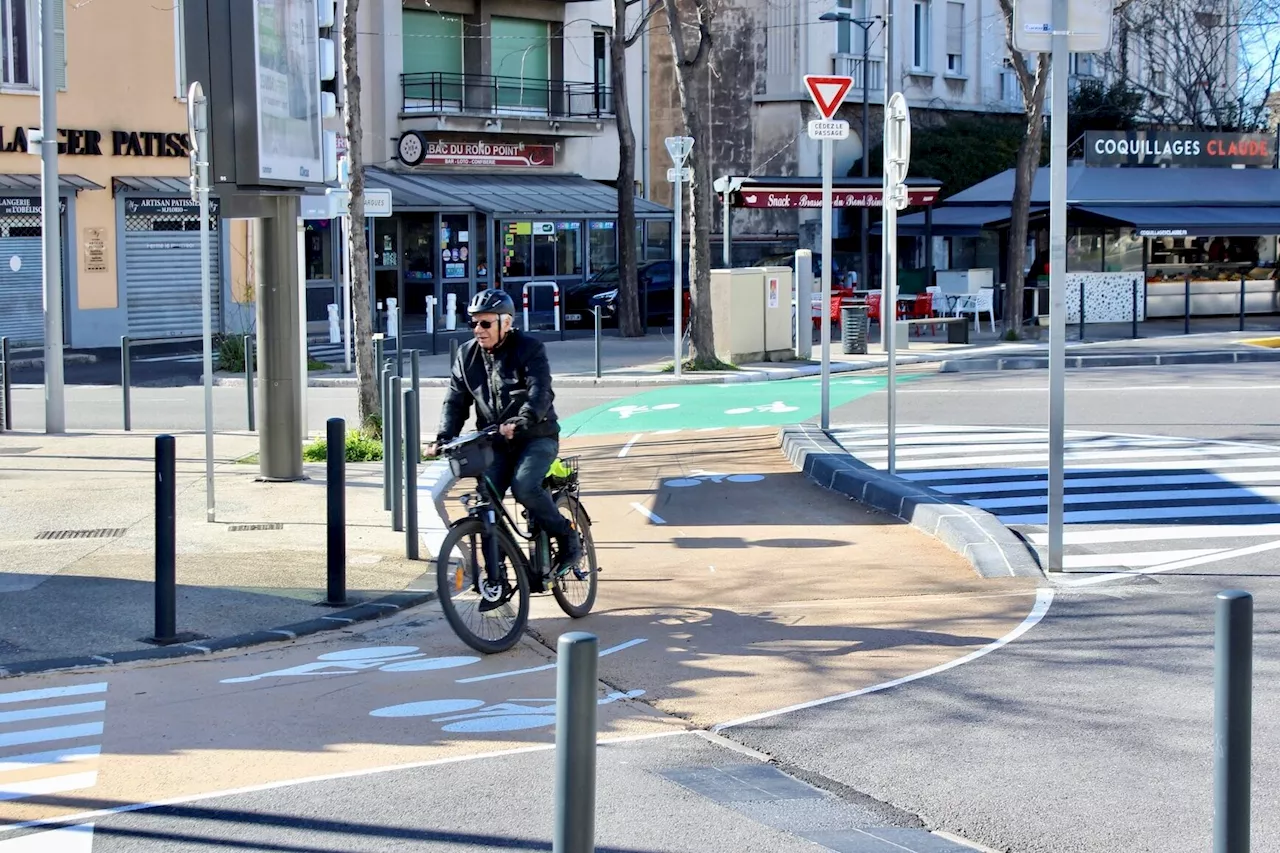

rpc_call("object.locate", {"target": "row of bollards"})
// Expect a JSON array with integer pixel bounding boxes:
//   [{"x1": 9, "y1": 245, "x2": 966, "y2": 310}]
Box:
[{"x1": 377, "y1": 347, "x2": 423, "y2": 553}]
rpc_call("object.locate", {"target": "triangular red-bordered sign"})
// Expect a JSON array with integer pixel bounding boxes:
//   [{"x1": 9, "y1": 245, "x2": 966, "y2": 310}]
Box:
[{"x1": 803, "y1": 75, "x2": 854, "y2": 120}]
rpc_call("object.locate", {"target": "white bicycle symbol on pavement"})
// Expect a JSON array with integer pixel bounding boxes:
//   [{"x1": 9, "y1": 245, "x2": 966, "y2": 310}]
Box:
[
  {"x1": 724, "y1": 401, "x2": 798, "y2": 415},
  {"x1": 610, "y1": 403, "x2": 680, "y2": 419},
  {"x1": 370, "y1": 690, "x2": 647, "y2": 733},
  {"x1": 220, "y1": 647, "x2": 479, "y2": 684},
  {"x1": 664, "y1": 469, "x2": 766, "y2": 488}
]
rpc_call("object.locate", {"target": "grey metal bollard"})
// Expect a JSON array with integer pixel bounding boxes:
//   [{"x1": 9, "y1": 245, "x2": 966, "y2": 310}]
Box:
[
  {"x1": 1131, "y1": 279, "x2": 1139, "y2": 340},
  {"x1": 593, "y1": 309, "x2": 602, "y2": 379},
  {"x1": 1214, "y1": 589, "x2": 1253, "y2": 853},
  {"x1": 554, "y1": 632, "x2": 598, "y2": 853},
  {"x1": 410, "y1": 350, "x2": 422, "y2": 463},
  {"x1": 449, "y1": 337, "x2": 459, "y2": 366},
  {"x1": 391, "y1": 376, "x2": 404, "y2": 532},
  {"x1": 1185, "y1": 275, "x2": 1192, "y2": 335},
  {"x1": 373, "y1": 334, "x2": 385, "y2": 404},
  {"x1": 121, "y1": 336, "x2": 132, "y2": 431},
  {"x1": 153, "y1": 435, "x2": 177, "y2": 642},
  {"x1": 244, "y1": 335, "x2": 256, "y2": 432},
  {"x1": 403, "y1": 387, "x2": 419, "y2": 559},
  {"x1": 1079, "y1": 279, "x2": 1086, "y2": 341},
  {"x1": 381, "y1": 364, "x2": 392, "y2": 511},
  {"x1": 396, "y1": 309, "x2": 405, "y2": 377},
  {"x1": 1238, "y1": 278, "x2": 1247, "y2": 333}
]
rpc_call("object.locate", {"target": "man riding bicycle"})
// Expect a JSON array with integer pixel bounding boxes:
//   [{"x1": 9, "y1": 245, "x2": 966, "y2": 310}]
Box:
[{"x1": 425, "y1": 289, "x2": 583, "y2": 575}]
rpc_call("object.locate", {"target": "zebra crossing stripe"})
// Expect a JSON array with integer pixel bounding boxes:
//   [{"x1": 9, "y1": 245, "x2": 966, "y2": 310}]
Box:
[
  {"x1": 0, "y1": 682, "x2": 106, "y2": 806},
  {"x1": 1028, "y1": 523, "x2": 1280, "y2": 546}
]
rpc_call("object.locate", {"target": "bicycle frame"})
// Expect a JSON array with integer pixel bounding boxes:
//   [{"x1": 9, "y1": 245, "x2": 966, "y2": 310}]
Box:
[{"x1": 463, "y1": 472, "x2": 564, "y2": 590}]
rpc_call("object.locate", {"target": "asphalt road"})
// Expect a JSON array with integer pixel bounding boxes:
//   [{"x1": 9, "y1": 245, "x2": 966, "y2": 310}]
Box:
[{"x1": 3, "y1": 362, "x2": 1278, "y2": 852}]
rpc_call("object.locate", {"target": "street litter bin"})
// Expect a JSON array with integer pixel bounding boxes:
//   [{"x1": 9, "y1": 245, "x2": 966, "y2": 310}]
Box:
[{"x1": 841, "y1": 301, "x2": 869, "y2": 355}]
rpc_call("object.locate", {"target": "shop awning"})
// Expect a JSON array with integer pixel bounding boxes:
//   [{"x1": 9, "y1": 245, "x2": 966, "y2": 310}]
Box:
[
  {"x1": 1073, "y1": 205, "x2": 1280, "y2": 237},
  {"x1": 365, "y1": 166, "x2": 672, "y2": 218},
  {"x1": 0, "y1": 174, "x2": 103, "y2": 192},
  {"x1": 112, "y1": 176, "x2": 196, "y2": 195},
  {"x1": 870, "y1": 205, "x2": 1047, "y2": 236},
  {"x1": 946, "y1": 164, "x2": 1280, "y2": 207}
]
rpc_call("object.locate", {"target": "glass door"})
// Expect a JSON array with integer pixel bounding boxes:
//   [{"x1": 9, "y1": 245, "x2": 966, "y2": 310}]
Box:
[
  {"x1": 402, "y1": 215, "x2": 436, "y2": 333},
  {"x1": 439, "y1": 213, "x2": 472, "y2": 328}
]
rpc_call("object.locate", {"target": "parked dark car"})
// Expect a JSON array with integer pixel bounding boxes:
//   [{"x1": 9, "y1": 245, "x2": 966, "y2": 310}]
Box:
[
  {"x1": 589, "y1": 260, "x2": 691, "y2": 327},
  {"x1": 561, "y1": 266, "x2": 627, "y2": 327}
]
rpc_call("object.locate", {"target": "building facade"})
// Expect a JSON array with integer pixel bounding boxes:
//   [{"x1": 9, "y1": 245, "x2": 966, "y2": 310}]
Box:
[
  {"x1": 642, "y1": 0, "x2": 1229, "y2": 274},
  {"x1": 0, "y1": 0, "x2": 252, "y2": 348},
  {"x1": 340, "y1": 0, "x2": 673, "y2": 333}
]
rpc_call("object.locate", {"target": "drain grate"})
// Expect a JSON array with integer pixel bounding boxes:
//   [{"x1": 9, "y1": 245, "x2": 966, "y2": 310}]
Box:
[
  {"x1": 35, "y1": 528, "x2": 127, "y2": 541},
  {"x1": 228, "y1": 523, "x2": 284, "y2": 532}
]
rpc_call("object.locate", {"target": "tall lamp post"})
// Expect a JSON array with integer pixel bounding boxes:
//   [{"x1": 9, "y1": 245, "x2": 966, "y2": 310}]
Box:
[{"x1": 819, "y1": 8, "x2": 881, "y2": 290}]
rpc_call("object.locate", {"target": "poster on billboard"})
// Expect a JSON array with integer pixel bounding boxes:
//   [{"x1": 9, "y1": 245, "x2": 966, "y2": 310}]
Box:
[{"x1": 254, "y1": 0, "x2": 325, "y2": 184}]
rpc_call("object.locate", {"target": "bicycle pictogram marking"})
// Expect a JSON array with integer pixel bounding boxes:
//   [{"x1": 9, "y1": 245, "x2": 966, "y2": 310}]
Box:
[
  {"x1": 664, "y1": 470, "x2": 767, "y2": 488},
  {"x1": 370, "y1": 690, "x2": 647, "y2": 733},
  {"x1": 609, "y1": 403, "x2": 680, "y2": 419},
  {"x1": 724, "y1": 401, "x2": 798, "y2": 415}
]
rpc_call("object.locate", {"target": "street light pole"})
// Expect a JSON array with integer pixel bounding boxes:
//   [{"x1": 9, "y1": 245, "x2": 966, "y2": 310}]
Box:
[{"x1": 40, "y1": 0, "x2": 65, "y2": 433}]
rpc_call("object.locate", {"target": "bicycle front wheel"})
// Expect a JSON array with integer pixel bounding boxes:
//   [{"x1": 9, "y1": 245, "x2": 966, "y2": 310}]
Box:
[
  {"x1": 551, "y1": 494, "x2": 598, "y2": 618},
  {"x1": 435, "y1": 518, "x2": 531, "y2": 654}
]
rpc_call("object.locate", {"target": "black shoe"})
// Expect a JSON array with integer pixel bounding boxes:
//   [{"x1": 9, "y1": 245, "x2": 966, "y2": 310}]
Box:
[{"x1": 553, "y1": 533, "x2": 583, "y2": 576}]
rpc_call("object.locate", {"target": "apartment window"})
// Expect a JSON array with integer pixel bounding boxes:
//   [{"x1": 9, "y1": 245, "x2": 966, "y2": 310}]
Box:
[
  {"x1": 593, "y1": 26, "x2": 611, "y2": 113},
  {"x1": 403, "y1": 11, "x2": 464, "y2": 105},
  {"x1": 835, "y1": 0, "x2": 870, "y2": 55},
  {"x1": 2, "y1": 0, "x2": 64, "y2": 90},
  {"x1": 945, "y1": 1, "x2": 963, "y2": 73},
  {"x1": 1068, "y1": 52, "x2": 1096, "y2": 77},
  {"x1": 912, "y1": 0, "x2": 930, "y2": 71},
  {"x1": 1150, "y1": 67, "x2": 1166, "y2": 91},
  {"x1": 491, "y1": 17, "x2": 550, "y2": 111}
]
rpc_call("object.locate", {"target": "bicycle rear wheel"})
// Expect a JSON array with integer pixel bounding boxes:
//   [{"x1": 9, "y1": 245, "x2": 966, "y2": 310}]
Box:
[
  {"x1": 436, "y1": 518, "x2": 531, "y2": 654},
  {"x1": 551, "y1": 494, "x2": 598, "y2": 618}
]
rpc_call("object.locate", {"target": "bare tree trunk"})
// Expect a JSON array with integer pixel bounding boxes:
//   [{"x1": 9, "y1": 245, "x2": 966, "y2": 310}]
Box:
[
  {"x1": 662, "y1": 0, "x2": 717, "y2": 368},
  {"x1": 342, "y1": 0, "x2": 377, "y2": 424},
  {"x1": 612, "y1": 0, "x2": 643, "y2": 338},
  {"x1": 1003, "y1": 116, "x2": 1044, "y2": 332}
]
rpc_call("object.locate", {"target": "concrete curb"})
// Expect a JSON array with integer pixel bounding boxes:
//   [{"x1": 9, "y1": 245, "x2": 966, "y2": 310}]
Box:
[
  {"x1": 778, "y1": 424, "x2": 1043, "y2": 580},
  {"x1": 8, "y1": 353, "x2": 99, "y2": 369},
  {"x1": 939, "y1": 348, "x2": 1280, "y2": 373},
  {"x1": 0, "y1": 587, "x2": 438, "y2": 680}
]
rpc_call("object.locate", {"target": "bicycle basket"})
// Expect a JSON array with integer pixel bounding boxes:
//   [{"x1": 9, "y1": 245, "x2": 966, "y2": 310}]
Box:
[
  {"x1": 544, "y1": 455, "x2": 580, "y2": 487},
  {"x1": 446, "y1": 437, "x2": 495, "y2": 479}
]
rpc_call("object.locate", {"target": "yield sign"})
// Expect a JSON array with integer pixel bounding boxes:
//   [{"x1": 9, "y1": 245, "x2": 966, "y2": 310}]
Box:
[{"x1": 803, "y1": 75, "x2": 853, "y2": 120}]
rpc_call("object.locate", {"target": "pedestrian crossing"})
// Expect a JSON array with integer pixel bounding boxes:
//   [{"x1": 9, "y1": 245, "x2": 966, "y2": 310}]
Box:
[
  {"x1": 828, "y1": 424, "x2": 1280, "y2": 573},
  {"x1": 0, "y1": 681, "x2": 106, "y2": 805}
]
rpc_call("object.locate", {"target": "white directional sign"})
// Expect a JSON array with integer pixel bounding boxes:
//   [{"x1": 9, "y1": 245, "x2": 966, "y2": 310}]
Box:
[
  {"x1": 665, "y1": 135, "x2": 694, "y2": 165},
  {"x1": 807, "y1": 120, "x2": 850, "y2": 140},
  {"x1": 1013, "y1": 0, "x2": 1115, "y2": 52},
  {"x1": 667, "y1": 167, "x2": 692, "y2": 183}
]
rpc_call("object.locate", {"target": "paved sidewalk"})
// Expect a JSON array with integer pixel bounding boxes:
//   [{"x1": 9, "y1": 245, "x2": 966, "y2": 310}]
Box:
[{"x1": 0, "y1": 430, "x2": 431, "y2": 677}]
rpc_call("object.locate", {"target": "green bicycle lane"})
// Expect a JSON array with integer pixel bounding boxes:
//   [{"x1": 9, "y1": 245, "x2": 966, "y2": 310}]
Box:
[{"x1": 559, "y1": 373, "x2": 924, "y2": 438}]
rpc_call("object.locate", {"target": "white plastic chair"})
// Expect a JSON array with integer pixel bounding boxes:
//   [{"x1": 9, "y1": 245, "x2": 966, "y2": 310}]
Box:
[{"x1": 953, "y1": 287, "x2": 995, "y2": 333}]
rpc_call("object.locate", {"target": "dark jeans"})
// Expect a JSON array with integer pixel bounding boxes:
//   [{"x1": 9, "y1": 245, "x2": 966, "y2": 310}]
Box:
[{"x1": 484, "y1": 436, "x2": 573, "y2": 538}]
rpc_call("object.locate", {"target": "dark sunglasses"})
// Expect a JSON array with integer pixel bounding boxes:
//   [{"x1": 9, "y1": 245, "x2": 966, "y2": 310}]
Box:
[{"x1": 468, "y1": 319, "x2": 497, "y2": 329}]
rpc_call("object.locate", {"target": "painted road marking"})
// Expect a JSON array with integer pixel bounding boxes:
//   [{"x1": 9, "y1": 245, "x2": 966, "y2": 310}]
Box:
[
  {"x1": 370, "y1": 690, "x2": 647, "y2": 734},
  {"x1": 560, "y1": 375, "x2": 922, "y2": 437},
  {"x1": 220, "y1": 647, "x2": 480, "y2": 684},
  {"x1": 664, "y1": 472, "x2": 767, "y2": 488},
  {"x1": 712, "y1": 587, "x2": 1055, "y2": 731},
  {"x1": 0, "y1": 824, "x2": 95, "y2": 852},
  {"x1": 0, "y1": 684, "x2": 107, "y2": 705},
  {"x1": 630, "y1": 503, "x2": 666, "y2": 524},
  {"x1": 618, "y1": 434, "x2": 642, "y2": 457},
  {"x1": 0, "y1": 683, "x2": 106, "y2": 805},
  {"x1": 832, "y1": 424, "x2": 1280, "y2": 574},
  {"x1": 456, "y1": 638, "x2": 648, "y2": 684}
]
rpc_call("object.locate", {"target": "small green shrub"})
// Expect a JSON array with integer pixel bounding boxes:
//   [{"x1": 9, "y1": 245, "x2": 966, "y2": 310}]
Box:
[
  {"x1": 216, "y1": 334, "x2": 255, "y2": 373},
  {"x1": 303, "y1": 427, "x2": 385, "y2": 463}
]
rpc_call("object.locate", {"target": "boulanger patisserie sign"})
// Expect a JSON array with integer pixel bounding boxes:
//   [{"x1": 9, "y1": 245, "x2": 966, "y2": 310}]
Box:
[{"x1": 1085, "y1": 131, "x2": 1274, "y2": 167}]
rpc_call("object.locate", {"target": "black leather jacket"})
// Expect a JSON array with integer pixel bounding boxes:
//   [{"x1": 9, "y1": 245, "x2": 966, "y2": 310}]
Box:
[{"x1": 436, "y1": 329, "x2": 559, "y2": 443}]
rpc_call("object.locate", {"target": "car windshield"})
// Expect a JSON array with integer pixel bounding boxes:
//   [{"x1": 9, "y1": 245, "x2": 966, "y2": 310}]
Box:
[{"x1": 585, "y1": 266, "x2": 621, "y2": 284}]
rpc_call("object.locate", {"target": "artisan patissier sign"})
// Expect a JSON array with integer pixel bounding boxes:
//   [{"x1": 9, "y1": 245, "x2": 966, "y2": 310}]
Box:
[
  {"x1": 1084, "y1": 131, "x2": 1274, "y2": 167},
  {"x1": 735, "y1": 187, "x2": 939, "y2": 209}
]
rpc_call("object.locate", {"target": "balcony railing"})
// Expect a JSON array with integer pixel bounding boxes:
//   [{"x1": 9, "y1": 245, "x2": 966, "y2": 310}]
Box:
[
  {"x1": 401, "y1": 72, "x2": 613, "y2": 120},
  {"x1": 831, "y1": 54, "x2": 884, "y2": 92}
]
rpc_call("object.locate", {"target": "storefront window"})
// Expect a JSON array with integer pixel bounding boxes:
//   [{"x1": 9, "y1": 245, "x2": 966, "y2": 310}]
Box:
[
  {"x1": 556, "y1": 221, "x2": 582, "y2": 275},
  {"x1": 374, "y1": 218, "x2": 398, "y2": 269},
  {"x1": 304, "y1": 220, "x2": 334, "y2": 280},
  {"x1": 441, "y1": 214, "x2": 470, "y2": 280},
  {"x1": 1103, "y1": 229, "x2": 1144, "y2": 272},
  {"x1": 403, "y1": 217, "x2": 435, "y2": 284},
  {"x1": 533, "y1": 232, "x2": 556, "y2": 277},
  {"x1": 503, "y1": 221, "x2": 532, "y2": 278},
  {"x1": 588, "y1": 220, "x2": 616, "y2": 273},
  {"x1": 1067, "y1": 228, "x2": 1103, "y2": 272},
  {"x1": 476, "y1": 215, "x2": 490, "y2": 282},
  {"x1": 646, "y1": 220, "x2": 672, "y2": 260}
]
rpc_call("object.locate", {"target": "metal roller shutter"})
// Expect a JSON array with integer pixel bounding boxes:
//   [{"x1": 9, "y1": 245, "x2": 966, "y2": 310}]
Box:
[
  {"x1": 0, "y1": 210, "x2": 52, "y2": 345},
  {"x1": 124, "y1": 197, "x2": 221, "y2": 339}
]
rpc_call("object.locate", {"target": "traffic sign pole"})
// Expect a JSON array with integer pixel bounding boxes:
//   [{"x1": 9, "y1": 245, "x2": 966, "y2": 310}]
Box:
[
  {"x1": 665, "y1": 137, "x2": 694, "y2": 380},
  {"x1": 803, "y1": 75, "x2": 852, "y2": 431},
  {"x1": 1047, "y1": 0, "x2": 1069, "y2": 572}
]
